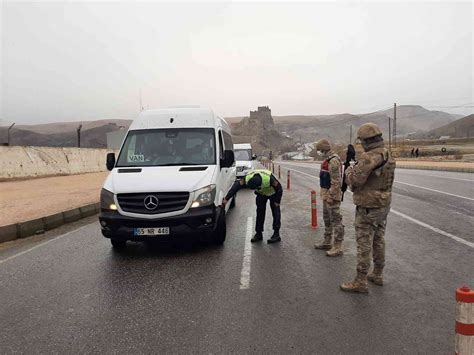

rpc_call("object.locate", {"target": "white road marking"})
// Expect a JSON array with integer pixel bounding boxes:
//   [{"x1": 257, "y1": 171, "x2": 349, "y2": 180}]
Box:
[
  {"x1": 390, "y1": 209, "x2": 474, "y2": 249},
  {"x1": 283, "y1": 167, "x2": 320, "y2": 180},
  {"x1": 395, "y1": 181, "x2": 474, "y2": 202},
  {"x1": 282, "y1": 164, "x2": 474, "y2": 248},
  {"x1": 396, "y1": 171, "x2": 474, "y2": 182},
  {"x1": 240, "y1": 216, "x2": 254, "y2": 290},
  {"x1": 0, "y1": 224, "x2": 92, "y2": 265},
  {"x1": 284, "y1": 163, "x2": 474, "y2": 202},
  {"x1": 283, "y1": 161, "x2": 473, "y2": 182}
]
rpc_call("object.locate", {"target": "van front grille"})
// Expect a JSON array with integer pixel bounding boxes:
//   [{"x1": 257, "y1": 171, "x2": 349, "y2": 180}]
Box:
[{"x1": 117, "y1": 192, "x2": 190, "y2": 215}]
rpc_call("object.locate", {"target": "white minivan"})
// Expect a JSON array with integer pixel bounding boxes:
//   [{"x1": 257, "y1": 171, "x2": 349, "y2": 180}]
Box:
[
  {"x1": 234, "y1": 143, "x2": 256, "y2": 178},
  {"x1": 99, "y1": 107, "x2": 236, "y2": 248}
]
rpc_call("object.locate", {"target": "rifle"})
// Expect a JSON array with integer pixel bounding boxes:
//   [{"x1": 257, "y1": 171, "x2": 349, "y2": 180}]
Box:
[{"x1": 341, "y1": 144, "x2": 356, "y2": 201}]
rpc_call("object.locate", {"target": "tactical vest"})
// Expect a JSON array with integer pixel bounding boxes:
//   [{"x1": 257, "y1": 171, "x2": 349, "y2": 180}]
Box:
[
  {"x1": 319, "y1": 156, "x2": 340, "y2": 189},
  {"x1": 365, "y1": 150, "x2": 396, "y2": 191},
  {"x1": 245, "y1": 169, "x2": 275, "y2": 196},
  {"x1": 353, "y1": 148, "x2": 396, "y2": 208}
]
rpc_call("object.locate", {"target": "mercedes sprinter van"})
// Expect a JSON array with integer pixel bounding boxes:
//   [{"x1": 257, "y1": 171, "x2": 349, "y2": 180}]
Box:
[
  {"x1": 234, "y1": 143, "x2": 256, "y2": 178},
  {"x1": 99, "y1": 107, "x2": 236, "y2": 248}
]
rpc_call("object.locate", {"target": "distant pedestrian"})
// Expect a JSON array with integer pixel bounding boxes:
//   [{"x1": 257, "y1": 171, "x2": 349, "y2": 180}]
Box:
[
  {"x1": 340, "y1": 123, "x2": 396, "y2": 294},
  {"x1": 411, "y1": 148, "x2": 415, "y2": 158},
  {"x1": 415, "y1": 147, "x2": 419, "y2": 158},
  {"x1": 313, "y1": 139, "x2": 345, "y2": 257}
]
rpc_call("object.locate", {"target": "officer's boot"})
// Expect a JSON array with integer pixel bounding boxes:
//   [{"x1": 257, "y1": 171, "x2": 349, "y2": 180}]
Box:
[
  {"x1": 326, "y1": 240, "x2": 343, "y2": 257},
  {"x1": 251, "y1": 232, "x2": 263, "y2": 243},
  {"x1": 340, "y1": 273, "x2": 369, "y2": 294},
  {"x1": 368, "y1": 267, "x2": 384, "y2": 286},
  {"x1": 314, "y1": 234, "x2": 332, "y2": 250},
  {"x1": 267, "y1": 230, "x2": 281, "y2": 244}
]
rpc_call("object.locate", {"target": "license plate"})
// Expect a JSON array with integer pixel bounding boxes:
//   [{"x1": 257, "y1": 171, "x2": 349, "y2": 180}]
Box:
[{"x1": 133, "y1": 227, "x2": 170, "y2": 236}]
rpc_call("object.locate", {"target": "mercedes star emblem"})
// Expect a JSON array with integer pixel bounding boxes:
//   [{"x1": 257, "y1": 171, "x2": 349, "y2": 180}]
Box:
[{"x1": 144, "y1": 195, "x2": 159, "y2": 211}]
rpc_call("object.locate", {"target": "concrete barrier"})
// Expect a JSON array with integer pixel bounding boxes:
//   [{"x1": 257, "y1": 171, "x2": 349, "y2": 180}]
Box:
[
  {"x1": 0, "y1": 202, "x2": 100, "y2": 243},
  {"x1": 0, "y1": 146, "x2": 117, "y2": 180}
]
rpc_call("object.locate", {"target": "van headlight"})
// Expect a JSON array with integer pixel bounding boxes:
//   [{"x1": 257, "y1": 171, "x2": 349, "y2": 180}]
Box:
[
  {"x1": 100, "y1": 188, "x2": 118, "y2": 211},
  {"x1": 191, "y1": 185, "x2": 216, "y2": 208}
]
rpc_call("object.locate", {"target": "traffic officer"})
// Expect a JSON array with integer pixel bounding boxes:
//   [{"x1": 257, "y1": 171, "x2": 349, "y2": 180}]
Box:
[
  {"x1": 222, "y1": 169, "x2": 283, "y2": 244},
  {"x1": 340, "y1": 123, "x2": 396, "y2": 293},
  {"x1": 313, "y1": 139, "x2": 345, "y2": 257}
]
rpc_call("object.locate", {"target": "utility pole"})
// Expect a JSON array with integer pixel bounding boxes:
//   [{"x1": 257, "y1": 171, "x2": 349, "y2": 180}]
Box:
[
  {"x1": 393, "y1": 103, "x2": 397, "y2": 147},
  {"x1": 77, "y1": 124, "x2": 82, "y2": 148},
  {"x1": 7, "y1": 123, "x2": 15, "y2": 146},
  {"x1": 349, "y1": 125, "x2": 353, "y2": 144},
  {"x1": 388, "y1": 116, "x2": 392, "y2": 153}
]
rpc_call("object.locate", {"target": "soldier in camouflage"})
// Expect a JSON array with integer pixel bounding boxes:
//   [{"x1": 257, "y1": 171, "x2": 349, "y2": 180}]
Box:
[
  {"x1": 313, "y1": 139, "x2": 345, "y2": 257},
  {"x1": 340, "y1": 123, "x2": 396, "y2": 294}
]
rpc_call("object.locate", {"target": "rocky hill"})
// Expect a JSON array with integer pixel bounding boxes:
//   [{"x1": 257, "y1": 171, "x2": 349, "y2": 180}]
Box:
[
  {"x1": 231, "y1": 106, "x2": 294, "y2": 154},
  {"x1": 13, "y1": 119, "x2": 132, "y2": 135},
  {"x1": 417, "y1": 114, "x2": 474, "y2": 139},
  {"x1": 1, "y1": 106, "x2": 463, "y2": 149},
  {"x1": 271, "y1": 105, "x2": 460, "y2": 144},
  {"x1": 0, "y1": 122, "x2": 127, "y2": 148}
]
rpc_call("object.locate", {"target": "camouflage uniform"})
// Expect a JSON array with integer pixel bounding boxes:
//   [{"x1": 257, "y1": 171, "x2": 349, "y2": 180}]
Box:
[
  {"x1": 320, "y1": 153, "x2": 345, "y2": 253},
  {"x1": 314, "y1": 140, "x2": 345, "y2": 256},
  {"x1": 341, "y1": 123, "x2": 396, "y2": 293}
]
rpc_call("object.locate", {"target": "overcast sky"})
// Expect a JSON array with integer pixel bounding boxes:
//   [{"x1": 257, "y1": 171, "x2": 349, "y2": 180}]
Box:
[{"x1": 1, "y1": 1, "x2": 472, "y2": 125}]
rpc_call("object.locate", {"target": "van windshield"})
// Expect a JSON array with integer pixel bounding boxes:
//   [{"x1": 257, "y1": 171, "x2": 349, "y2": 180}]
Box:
[
  {"x1": 116, "y1": 128, "x2": 216, "y2": 167},
  {"x1": 234, "y1": 149, "x2": 252, "y2": 161}
]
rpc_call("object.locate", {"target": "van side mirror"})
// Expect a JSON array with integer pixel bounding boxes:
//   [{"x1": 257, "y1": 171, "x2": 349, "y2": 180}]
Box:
[
  {"x1": 252, "y1": 154, "x2": 257, "y2": 160},
  {"x1": 106, "y1": 153, "x2": 116, "y2": 171},
  {"x1": 221, "y1": 150, "x2": 235, "y2": 168}
]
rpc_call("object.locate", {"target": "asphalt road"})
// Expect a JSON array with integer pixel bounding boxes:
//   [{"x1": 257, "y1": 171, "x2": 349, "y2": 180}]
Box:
[{"x1": 0, "y1": 164, "x2": 473, "y2": 354}]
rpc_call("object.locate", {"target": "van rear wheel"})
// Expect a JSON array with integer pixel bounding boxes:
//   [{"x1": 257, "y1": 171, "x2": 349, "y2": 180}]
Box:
[{"x1": 212, "y1": 212, "x2": 226, "y2": 245}]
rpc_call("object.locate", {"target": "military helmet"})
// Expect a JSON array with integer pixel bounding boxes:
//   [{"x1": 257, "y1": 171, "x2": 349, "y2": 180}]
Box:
[
  {"x1": 357, "y1": 123, "x2": 382, "y2": 140},
  {"x1": 316, "y1": 139, "x2": 331, "y2": 152}
]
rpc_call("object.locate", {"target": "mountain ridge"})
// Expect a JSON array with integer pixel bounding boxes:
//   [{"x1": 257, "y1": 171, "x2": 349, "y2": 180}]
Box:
[{"x1": 0, "y1": 105, "x2": 466, "y2": 147}]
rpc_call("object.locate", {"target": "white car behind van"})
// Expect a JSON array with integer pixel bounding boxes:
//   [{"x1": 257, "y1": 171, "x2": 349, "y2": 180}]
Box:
[
  {"x1": 234, "y1": 143, "x2": 256, "y2": 178},
  {"x1": 99, "y1": 107, "x2": 236, "y2": 248}
]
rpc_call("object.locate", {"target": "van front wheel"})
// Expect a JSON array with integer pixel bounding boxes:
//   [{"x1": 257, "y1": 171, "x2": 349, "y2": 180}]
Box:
[
  {"x1": 212, "y1": 212, "x2": 226, "y2": 245},
  {"x1": 111, "y1": 239, "x2": 127, "y2": 249}
]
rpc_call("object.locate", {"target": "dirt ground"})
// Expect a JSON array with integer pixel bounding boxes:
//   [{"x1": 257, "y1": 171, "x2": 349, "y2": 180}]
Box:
[{"x1": 0, "y1": 172, "x2": 108, "y2": 226}]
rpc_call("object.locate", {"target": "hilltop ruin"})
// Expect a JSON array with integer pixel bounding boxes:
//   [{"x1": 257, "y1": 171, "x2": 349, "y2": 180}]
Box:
[{"x1": 232, "y1": 106, "x2": 294, "y2": 155}]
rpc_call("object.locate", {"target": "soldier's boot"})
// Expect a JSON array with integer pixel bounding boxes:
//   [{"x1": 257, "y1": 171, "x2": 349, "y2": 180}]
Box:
[
  {"x1": 368, "y1": 267, "x2": 384, "y2": 286},
  {"x1": 326, "y1": 240, "x2": 343, "y2": 257},
  {"x1": 314, "y1": 235, "x2": 332, "y2": 250},
  {"x1": 340, "y1": 273, "x2": 369, "y2": 294},
  {"x1": 251, "y1": 232, "x2": 263, "y2": 243}
]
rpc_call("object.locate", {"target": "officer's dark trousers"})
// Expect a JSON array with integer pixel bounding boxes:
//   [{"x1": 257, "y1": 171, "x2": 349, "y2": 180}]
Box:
[{"x1": 255, "y1": 193, "x2": 281, "y2": 233}]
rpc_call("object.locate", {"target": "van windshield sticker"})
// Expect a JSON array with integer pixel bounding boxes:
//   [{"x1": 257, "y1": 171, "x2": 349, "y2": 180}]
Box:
[{"x1": 128, "y1": 154, "x2": 144, "y2": 162}]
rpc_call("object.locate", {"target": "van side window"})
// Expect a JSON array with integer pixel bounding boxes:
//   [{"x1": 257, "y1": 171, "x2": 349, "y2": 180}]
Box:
[
  {"x1": 218, "y1": 130, "x2": 225, "y2": 158},
  {"x1": 223, "y1": 131, "x2": 234, "y2": 151}
]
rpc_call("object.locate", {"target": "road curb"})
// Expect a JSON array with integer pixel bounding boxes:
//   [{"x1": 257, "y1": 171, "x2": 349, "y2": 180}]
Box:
[
  {"x1": 0, "y1": 202, "x2": 100, "y2": 244},
  {"x1": 396, "y1": 164, "x2": 474, "y2": 173}
]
